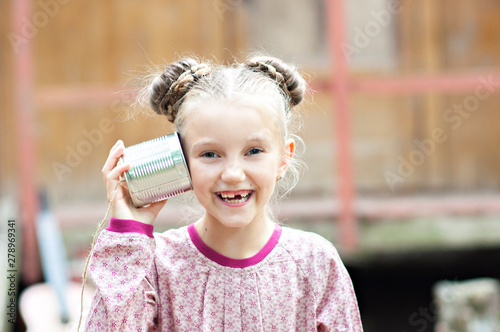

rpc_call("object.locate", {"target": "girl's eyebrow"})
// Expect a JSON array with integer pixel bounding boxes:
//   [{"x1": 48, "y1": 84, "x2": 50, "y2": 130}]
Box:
[
  {"x1": 245, "y1": 137, "x2": 272, "y2": 147},
  {"x1": 190, "y1": 131, "x2": 273, "y2": 152},
  {"x1": 245, "y1": 131, "x2": 273, "y2": 143},
  {"x1": 190, "y1": 139, "x2": 220, "y2": 152}
]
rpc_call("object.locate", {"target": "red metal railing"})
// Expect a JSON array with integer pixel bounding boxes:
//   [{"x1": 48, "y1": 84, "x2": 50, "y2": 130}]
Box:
[
  {"x1": 324, "y1": 0, "x2": 500, "y2": 249},
  {"x1": 326, "y1": 0, "x2": 358, "y2": 249},
  {"x1": 13, "y1": 0, "x2": 41, "y2": 284}
]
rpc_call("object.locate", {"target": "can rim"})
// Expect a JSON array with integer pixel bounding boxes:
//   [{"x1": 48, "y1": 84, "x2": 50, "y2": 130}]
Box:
[{"x1": 171, "y1": 131, "x2": 193, "y2": 189}]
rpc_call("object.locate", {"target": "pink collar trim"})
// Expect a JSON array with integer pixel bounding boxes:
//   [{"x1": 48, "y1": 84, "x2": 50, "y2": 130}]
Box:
[{"x1": 187, "y1": 223, "x2": 282, "y2": 268}]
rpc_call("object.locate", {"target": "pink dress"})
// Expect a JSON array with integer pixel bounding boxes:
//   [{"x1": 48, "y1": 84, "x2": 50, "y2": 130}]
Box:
[{"x1": 84, "y1": 218, "x2": 363, "y2": 331}]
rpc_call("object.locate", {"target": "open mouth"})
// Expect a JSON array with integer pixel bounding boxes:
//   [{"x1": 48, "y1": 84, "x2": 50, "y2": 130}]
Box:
[{"x1": 216, "y1": 190, "x2": 253, "y2": 204}]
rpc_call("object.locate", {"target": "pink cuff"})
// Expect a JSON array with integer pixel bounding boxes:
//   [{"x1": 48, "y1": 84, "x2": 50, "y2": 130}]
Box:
[{"x1": 106, "y1": 218, "x2": 154, "y2": 238}]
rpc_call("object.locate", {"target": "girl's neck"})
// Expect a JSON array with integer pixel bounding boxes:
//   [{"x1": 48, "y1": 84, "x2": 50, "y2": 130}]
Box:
[{"x1": 194, "y1": 215, "x2": 276, "y2": 260}]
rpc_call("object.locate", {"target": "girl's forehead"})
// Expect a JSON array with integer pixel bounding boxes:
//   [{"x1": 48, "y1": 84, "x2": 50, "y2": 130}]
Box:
[
  {"x1": 183, "y1": 102, "x2": 283, "y2": 144},
  {"x1": 190, "y1": 101, "x2": 279, "y2": 128}
]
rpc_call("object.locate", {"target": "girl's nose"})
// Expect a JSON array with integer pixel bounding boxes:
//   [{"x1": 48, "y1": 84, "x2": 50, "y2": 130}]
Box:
[{"x1": 221, "y1": 161, "x2": 245, "y2": 183}]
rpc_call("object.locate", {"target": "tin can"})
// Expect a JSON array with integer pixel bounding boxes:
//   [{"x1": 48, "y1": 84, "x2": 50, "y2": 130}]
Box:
[{"x1": 120, "y1": 132, "x2": 192, "y2": 207}]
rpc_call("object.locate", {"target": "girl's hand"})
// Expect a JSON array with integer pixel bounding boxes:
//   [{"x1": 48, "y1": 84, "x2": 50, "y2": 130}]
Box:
[{"x1": 102, "y1": 140, "x2": 167, "y2": 225}]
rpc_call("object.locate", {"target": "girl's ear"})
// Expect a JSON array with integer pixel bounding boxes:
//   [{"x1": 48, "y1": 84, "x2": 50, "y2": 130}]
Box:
[{"x1": 278, "y1": 138, "x2": 295, "y2": 176}]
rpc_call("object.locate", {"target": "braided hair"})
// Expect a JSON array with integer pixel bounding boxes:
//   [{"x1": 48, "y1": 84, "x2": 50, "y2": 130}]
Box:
[
  {"x1": 149, "y1": 55, "x2": 305, "y2": 123},
  {"x1": 244, "y1": 56, "x2": 305, "y2": 108},
  {"x1": 149, "y1": 59, "x2": 212, "y2": 122}
]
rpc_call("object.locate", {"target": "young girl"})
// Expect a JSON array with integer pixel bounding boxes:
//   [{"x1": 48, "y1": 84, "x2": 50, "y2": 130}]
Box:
[{"x1": 84, "y1": 56, "x2": 363, "y2": 331}]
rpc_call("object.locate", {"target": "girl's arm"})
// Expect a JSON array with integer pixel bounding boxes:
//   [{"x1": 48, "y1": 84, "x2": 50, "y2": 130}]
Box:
[
  {"x1": 83, "y1": 141, "x2": 168, "y2": 330},
  {"x1": 316, "y1": 246, "x2": 363, "y2": 332},
  {"x1": 84, "y1": 219, "x2": 158, "y2": 331}
]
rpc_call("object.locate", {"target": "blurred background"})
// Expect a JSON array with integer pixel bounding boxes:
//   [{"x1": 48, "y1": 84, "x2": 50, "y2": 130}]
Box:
[{"x1": 1, "y1": 0, "x2": 500, "y2": 331}]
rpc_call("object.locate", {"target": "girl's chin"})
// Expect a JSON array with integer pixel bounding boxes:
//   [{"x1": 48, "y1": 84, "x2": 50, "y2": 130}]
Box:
[
  {"x1": 203, "y1": 213, "x2": 266, "y2": 230},
  {"x1": 215, "y1": 218, "x2": 255, "y2": 229}
]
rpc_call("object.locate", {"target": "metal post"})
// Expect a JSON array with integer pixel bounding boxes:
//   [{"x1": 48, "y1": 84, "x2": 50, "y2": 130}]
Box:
[
  {"x1": 327, "y1": 0, "x2": 358, "y2": 249},
  {"x1": 13, "y1": 0, "x2": 42, "y2": 284}
]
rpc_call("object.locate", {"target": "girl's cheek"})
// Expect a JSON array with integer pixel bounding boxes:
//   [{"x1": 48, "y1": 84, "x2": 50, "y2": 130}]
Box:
[{"x1": 191, "y1": 162, "x2": 220, "y2": 179}]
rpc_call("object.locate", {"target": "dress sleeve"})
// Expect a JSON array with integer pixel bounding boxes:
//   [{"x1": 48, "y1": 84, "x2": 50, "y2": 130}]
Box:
[
  {"x1": 84, "y1": 219, "x2": 159, "y2": 331},
  {"x1": 316, "y1": 244, "x2": 363, "y2": 332}
]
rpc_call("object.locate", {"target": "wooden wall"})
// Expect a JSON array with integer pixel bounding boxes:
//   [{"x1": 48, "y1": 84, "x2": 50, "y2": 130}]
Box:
[
  {"x1": 393, "y1": 0, "x2": 500, "y2": 192},
  {"x1": 1, "y1": 0, "x2": 248, "y2": 206},
  {"x1": 1, "y1": 0, "x2": 500, "y2": 209}
]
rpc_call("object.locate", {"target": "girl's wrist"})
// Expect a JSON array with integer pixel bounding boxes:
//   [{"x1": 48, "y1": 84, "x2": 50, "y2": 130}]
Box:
[
  {"x1": 107, "y1": 218, "x2": 154, "y2": 237},
  {"x1": 112, "y1": 213, "x2": 155, "y2": 225}
]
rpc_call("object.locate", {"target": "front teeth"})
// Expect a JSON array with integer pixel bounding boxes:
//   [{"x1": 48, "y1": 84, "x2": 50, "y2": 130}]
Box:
[
  {"x1": 223, "y1": 197, "x2": 247, "y2": 203},
  {"x1": 219, "y1": 191, "x2": 251, "y2": 203}
]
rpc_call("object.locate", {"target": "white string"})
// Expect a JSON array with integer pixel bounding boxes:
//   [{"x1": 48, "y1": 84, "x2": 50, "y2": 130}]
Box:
[{"x1": 77, "y1": 180, "x2": 123, "y2": 331}]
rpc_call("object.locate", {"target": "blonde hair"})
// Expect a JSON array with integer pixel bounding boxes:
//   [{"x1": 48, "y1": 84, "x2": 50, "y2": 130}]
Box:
[{"x1": 143, "y1": 55, "x2": 307, "y2": 198}]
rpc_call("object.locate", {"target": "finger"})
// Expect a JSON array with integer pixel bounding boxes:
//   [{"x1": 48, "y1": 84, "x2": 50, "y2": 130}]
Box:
[
  {"x1": 106, "y1": 162, "x2": 131, "y2": 189},
  {"x1": 106, "y1": 167, "x2": 131, "y2": 203},
  {"x1": 105, "y1": 161, "x2": 129, "y2": 197},
  {"x1": 102, "y1": 142, "x2": 122, "y2": 180},
  {"x1": 102, "y1": 140, "x2": 125, "y2": 179}
]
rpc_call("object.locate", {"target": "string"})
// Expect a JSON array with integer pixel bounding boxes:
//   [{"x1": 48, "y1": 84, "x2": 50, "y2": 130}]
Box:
[{"x1": 77, "y1": 180, "x2": 123, "y2": 331}]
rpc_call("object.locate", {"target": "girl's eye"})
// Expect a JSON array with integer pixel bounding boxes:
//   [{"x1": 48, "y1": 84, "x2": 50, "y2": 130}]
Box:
[
  {"x1": 201, "y1": 151, "x2": 219, "y2": 158},
  {"x1": 246, "y1": 148, "x2": 263, "y2": 156}
]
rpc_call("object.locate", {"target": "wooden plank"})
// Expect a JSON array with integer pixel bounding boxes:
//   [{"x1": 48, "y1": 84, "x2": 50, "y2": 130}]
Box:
[{"x1": 421, "y1": 0, "x2": 447, "y2": 189}]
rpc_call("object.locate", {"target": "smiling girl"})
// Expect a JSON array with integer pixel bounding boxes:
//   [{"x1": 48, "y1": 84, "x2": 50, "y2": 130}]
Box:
[{"x1": 84, "y1": 56, "x2": 363, "y2": 331}]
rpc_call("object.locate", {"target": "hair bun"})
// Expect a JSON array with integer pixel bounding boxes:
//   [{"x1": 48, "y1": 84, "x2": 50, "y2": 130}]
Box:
[
  {"x1": 149, "y1": 58, "x2": 211, "y2": 122},
  {"x1": 245, "y1": 56, "x2": 306, "y2": 107}
]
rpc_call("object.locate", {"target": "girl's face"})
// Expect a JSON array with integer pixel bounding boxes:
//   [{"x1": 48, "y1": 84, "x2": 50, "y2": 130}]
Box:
[{"x1": 183, "y1": 101, "x2": 292, "y2": 229}]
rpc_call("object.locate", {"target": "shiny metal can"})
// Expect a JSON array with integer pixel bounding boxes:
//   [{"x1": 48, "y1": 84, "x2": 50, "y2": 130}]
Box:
[{"x1": 120, "y1": 132, "x2": 192, "y2": 207}]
